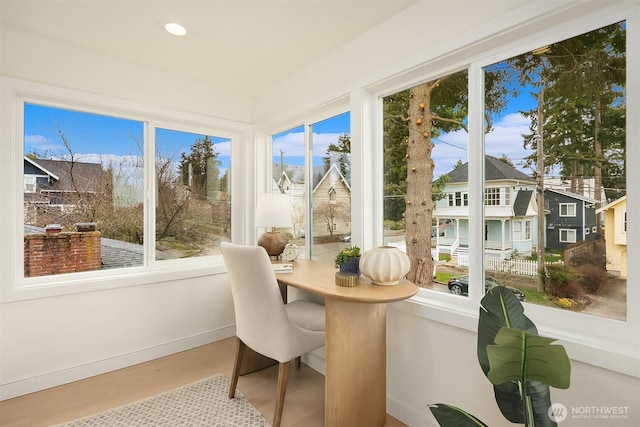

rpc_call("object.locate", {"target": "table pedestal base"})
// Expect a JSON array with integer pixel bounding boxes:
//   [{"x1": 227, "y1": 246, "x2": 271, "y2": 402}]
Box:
[{"x1": 325, "y1": 299, "x2": 387, "y2": 427}]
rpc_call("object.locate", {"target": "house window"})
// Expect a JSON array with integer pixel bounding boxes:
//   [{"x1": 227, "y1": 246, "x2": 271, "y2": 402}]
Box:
[
  {"x1": 559, "y1": 203, "x2": 576, "y2": 217},
  {"x1": 525, "y1": 220, "x2": 531, "y2": 240},
  {"x1": 24, "y1": 175, "x2": 36, "y2": 193},
  {"x1": 22, "y1": 101, "x2": 233, "y2": 280},
  {"x1": 624, "y1": 211, "x2": 627, "y2": 232},
  {"x1": 559, "y1": 228, "x2": 577, "y2": 243},
  {"x1": 484, "y1": 188, "x2": 501, "y2": 206}
]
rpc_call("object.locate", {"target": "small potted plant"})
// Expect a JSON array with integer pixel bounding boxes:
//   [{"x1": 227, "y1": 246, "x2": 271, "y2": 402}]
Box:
[{"x1": 335, "y1": 246, "x2": 361, "y2": 276}]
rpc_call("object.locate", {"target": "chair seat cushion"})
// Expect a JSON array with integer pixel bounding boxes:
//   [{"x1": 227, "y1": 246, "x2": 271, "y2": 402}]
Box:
[{"x1": 285, "y1": 300, "x2": 326, "y2": 331}]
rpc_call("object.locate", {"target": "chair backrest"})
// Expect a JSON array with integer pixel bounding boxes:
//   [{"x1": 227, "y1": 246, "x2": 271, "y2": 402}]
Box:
[{"x1": 221, "y1": 242, "x2": 296, "y2": 357}]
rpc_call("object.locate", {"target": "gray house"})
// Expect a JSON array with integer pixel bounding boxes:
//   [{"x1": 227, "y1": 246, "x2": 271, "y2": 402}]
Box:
[{"x1": 544, "y1": 188, "x2": 599, "y2": 251}]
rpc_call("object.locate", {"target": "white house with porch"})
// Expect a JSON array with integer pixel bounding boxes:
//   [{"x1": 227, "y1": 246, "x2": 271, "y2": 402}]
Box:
[{"x1": 434, "y1": 156, "x2": 539, "y2": 260}]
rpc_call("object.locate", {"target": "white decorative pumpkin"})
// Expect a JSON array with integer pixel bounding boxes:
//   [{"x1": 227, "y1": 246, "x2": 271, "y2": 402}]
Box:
[{"x1": 359, "y1": 246, "x2": 411, "y2": 286}]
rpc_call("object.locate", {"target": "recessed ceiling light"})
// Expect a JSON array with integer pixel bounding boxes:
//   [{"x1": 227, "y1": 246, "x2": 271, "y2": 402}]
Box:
[{"x1": 165, "y1": 23, "x2": 187, "y2": 36}]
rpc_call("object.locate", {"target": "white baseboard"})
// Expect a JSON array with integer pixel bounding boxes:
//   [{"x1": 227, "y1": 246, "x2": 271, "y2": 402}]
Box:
[
  {"x1": 0, "y1": 326, "x2": 235, "y2": 401},
  {"x1": 387, "y1": 393, "x2": 435, "y2": 427},
  {"x1": 301, "y1": 346, "x2": 326, "y2": 375}
]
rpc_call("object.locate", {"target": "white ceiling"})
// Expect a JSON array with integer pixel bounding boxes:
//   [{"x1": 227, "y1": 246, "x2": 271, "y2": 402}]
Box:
[{"x1": 0, "y1": 0, "x2": 417, "y2": 96}]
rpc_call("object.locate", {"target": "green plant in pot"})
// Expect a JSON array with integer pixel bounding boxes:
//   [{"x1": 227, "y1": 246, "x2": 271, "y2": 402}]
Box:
[
  {"x1": 429, "y1": 286, "x2": 571, "y2": 427},
  {"x1": 335, "y1": 246, "x2": 361, "y2": 276}
]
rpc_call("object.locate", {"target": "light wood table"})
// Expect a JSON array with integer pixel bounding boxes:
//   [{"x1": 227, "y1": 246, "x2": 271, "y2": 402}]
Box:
[{"x1": 276, "y1": 259, "x2": 418, "y2": 427}]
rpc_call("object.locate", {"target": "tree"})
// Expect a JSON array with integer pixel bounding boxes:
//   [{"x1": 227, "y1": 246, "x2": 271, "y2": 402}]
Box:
[
  {"x1": 324, "y1": 133, "x2": 351, "y2": 183},
  {"x1": 385, "y1": 68, "x2": 511, "y2": 286},
  {"x1": 179, "y1": 135, "x2": 221, "y2": 200},
  {"x1": 314, "y1": 199, "x2": 350, "y2": 237},
  {"x1": 519, "y1": 22, "x2": 625, "y2": 204}
]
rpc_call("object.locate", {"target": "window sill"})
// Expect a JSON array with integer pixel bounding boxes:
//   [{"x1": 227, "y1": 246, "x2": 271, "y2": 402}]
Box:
[
  {"x1": 1, "y1": 260, "x2": 227, "y2": 303},
  {"x1": 391, "y1": 289, "x2": 640, "y2": 379}
]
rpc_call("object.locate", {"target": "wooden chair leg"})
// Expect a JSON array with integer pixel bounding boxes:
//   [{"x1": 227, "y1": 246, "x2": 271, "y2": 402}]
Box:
[
  {"x1": 273, "y1": 361, "x2": 290, "y2": 427},
  {"x1": 229, "y1": 337, "x2": 245, "y2": 399}
]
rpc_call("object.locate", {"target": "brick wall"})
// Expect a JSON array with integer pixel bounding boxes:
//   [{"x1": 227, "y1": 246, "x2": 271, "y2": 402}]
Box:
[{"x1": 24, "y1": 231, "x2": 102, "y2": 277}]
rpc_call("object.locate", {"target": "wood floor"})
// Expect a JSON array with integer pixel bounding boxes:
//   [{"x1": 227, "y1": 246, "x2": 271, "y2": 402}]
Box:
[{"x1": 0, "y1": 337, "x2": 407, "y2": 427}]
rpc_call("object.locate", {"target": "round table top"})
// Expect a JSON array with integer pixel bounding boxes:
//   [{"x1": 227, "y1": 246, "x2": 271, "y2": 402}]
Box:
[{"x1": 275, "y1": 259, "x2": 418, "y2": 303}]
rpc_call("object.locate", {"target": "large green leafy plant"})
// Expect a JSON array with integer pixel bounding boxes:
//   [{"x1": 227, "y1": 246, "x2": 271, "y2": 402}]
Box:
[{"x1": 429, "y1": 286, "x2": 571, "y2": 427}]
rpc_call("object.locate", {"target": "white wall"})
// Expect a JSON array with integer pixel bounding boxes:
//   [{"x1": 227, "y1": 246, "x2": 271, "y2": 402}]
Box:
[
  {"x1": 0, "y1": 275, "x2": 235, "y2": 399},
  {"x1": 0, "y1": 23, "x2": 248, "y2": 400},
  {"x1": 387, "y1": 303, "x2": 640, "y2": 426},
  {"x1": 1, "y1": 2, "x2": 639, "y2": 426}
]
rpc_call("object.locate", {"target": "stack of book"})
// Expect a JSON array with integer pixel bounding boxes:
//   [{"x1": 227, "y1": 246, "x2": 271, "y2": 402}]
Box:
[{"x1": 272, "y1": 263, "x2": 293, "y2": 273}]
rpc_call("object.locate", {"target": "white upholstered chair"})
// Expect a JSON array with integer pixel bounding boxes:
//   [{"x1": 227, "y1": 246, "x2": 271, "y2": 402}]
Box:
[{"x1": 221, "y1": 242, "x2": 325, "y2": 427}]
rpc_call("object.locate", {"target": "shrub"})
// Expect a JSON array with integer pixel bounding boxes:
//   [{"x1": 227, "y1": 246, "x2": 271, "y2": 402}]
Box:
[
  {"x1": 556, "y1": 281, "x2": 586, "y2": 301},
  {"x1": 576, "y1": 263, "x2": 608, "y2": 293},
  {"x1": 543, "y1": 264, "x2": 580, "y2": 296}
]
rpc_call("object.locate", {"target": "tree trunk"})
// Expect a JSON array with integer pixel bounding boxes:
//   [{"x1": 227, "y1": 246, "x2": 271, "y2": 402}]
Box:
[
  {"x1": 405, "y1": 83, "x2": 435, "y2": 286},
  {"x1": 594, "y1": 94, "x2": 603, "y2": 207}
]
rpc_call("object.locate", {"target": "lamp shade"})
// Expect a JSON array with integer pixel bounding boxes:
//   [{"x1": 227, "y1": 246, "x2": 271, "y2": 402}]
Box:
[{"x1": 255, "y1": 193, "x2": 292, "y2": 228}]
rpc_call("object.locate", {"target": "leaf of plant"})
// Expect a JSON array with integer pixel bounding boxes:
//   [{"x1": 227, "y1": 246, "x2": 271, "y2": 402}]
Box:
[
  {"x1": 477, "y1": 286, "x2": 537, "y2": 376},
  {"x1": 487, "y1": 327, "x2": 571, "y2": 389},
  {"x1": 477, "y1": 286, "x2": 554, "y2": 424},
  {"x1": 428, "y1": 403, "x2": 489, "y2": 427}
]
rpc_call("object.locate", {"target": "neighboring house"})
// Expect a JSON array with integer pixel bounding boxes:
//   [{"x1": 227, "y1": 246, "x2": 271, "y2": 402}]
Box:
[
  {"x1": 311, "y1": 163, "x2": 351, "y2": 237},
  {"x1": 23, "y1": 156, "x2": 106, "y2": 226},
  {"x1": 434, "y1": 155, "x2": 538, "y2": 259},
  {"x1": 544, "y1": 188, "x2": 599, "y2": 251},
  {"x1": 273, "y1": 170, "x2": 306, "y2": 238},
  {"x1": 596, "y1": 196, "x2": 627, "y2": 278},
  {"x1": 544, "y1": 176, "x2": 607, "y2": 202}
]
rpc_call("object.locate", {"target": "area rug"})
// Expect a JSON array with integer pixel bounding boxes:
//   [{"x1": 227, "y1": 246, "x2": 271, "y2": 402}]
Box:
[{"x1": 52, "y1": 374, "x2": 270, "y2": 426}]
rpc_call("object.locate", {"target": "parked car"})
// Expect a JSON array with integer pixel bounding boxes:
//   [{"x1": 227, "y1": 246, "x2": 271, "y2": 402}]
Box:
[
  {"x1": 340, "y1": 232, "x2": 351, "y2": 242},
  {"x1": 447, "y1": 275, "x2": 526, "y2": 301}
]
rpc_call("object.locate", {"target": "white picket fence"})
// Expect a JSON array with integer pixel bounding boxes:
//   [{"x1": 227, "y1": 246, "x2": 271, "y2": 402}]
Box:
[{"x1": 457, "y1": 253, "x2": 559, "y2": 276}]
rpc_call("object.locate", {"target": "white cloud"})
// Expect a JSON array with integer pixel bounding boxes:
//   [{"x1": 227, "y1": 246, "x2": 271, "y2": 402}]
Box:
[{"x1": 24, "y1": 134, "x2": 63, "y2": 152}]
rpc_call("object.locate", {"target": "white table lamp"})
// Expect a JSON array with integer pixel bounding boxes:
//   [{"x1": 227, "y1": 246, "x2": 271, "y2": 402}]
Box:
[{"x1": 255, "y1": 193, "x2": 292, "y2": 257}]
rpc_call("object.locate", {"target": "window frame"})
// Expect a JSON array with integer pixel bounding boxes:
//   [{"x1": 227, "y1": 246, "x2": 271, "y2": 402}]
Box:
[
  {"x1": 367, "y1": 4, "x2": 639, "y2": 378},
  {"x1": 559, "y1": 228, "x2": 577, "y2": 243},
  {"x1": 559, "y1": 202, "x2": 577, "y2": 217},
  {"x1": 2, "y1": 77, "x2": 249, "y2": 302}
]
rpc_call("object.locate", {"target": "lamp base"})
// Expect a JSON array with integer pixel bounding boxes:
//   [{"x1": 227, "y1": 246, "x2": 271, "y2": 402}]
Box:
[{"x1": 258, "y1": 231, "x2": 288, "y2": 258}]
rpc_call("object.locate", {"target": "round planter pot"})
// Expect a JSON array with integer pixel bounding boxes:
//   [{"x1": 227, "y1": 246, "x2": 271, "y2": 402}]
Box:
[
  {"x1": 339, "y1": 257, "x2": 361, "y2": 276},
  {"x1": 359, "y1": 246, "x2": 410, "y2": 286}
]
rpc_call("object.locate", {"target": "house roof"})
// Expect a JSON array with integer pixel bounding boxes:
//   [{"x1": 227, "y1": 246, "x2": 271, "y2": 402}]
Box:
[
  {"x1": 446, "y1": 155, "x2": 534, "y2": 184},
  {"x1": 25, "y1": 157, "x2": 104, "y2": 193},
  {"x1": 312, "y1": 163, "x2": 351, "y2": 194},
  {"x1": 513, "y1": 190, "x2": 533, "y2": 216},
  {"x1": 596, "y1": 195, "x2": 627, "y2": 213},
  {"x1": 545, "y1": 188, "x2": 599, "y2": 204}
]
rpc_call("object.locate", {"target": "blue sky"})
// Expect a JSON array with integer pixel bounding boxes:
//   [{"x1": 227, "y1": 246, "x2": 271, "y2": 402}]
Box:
[
  {"x1": 25, "y1": 90, "x2": 539, "y2": 183},
  {"x1": 271, "y1": 93, "x2": 539, "y2": 179},
  {"x1": 24, "y1": 103, "x2": 232, "y2": 173}
]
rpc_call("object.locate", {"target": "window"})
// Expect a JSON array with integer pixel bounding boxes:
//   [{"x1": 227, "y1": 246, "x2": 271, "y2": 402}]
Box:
[
  {"x1": 311, "y1": 113, "x2": 352, "y2": 262},
  {"x1": 483, "y1": 20, "x2": 626, "y2": 321},
  {"x1": 270, "y1": 112, "x2": 351, "y2": 264},
  {"x1": 382, "y1": 69, "x2": 468, "y2": 290},
  {"x1": 155, "y1": 128, "x2": 231, "y2": 259},
  {"x1": 559, "y1": 228, "x2": 577, "y2": 243},
  {"x1": 559, "y1": 203, "x2": 576, "y2": 217},
  {"x1": 21, "y1": 100, "x2": 234, "y2": 281},
  {"x1": 484, "y1": 188, "x2": 501, "y2": 205}
]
